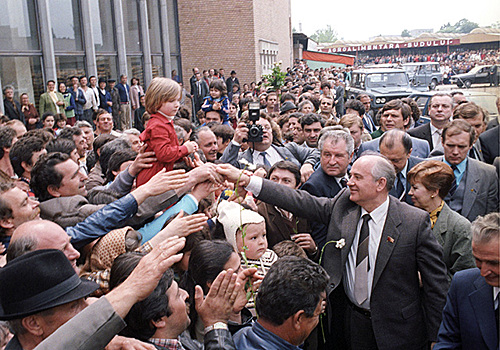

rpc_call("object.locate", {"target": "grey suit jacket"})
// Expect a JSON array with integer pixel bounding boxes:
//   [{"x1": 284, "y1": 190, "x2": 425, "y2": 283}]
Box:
[
  {"x1": 436, "y1": 156, "x2": 499, "y2": 222},
  {"x1": 432, "y1": 202, "x2": 475, "y2": 280},
  {"x1": 33, "y1": 297, "x2": 126, "y2": 350},
  {"x1": 358, "y1": 134, "x2": 430, "y2": 158},
  {"x1": 256, "y1": 179, "x2": 448, "y2": 349},
  {"x1": 219, "y1": 141, "x2": 320, "y2": 169}
]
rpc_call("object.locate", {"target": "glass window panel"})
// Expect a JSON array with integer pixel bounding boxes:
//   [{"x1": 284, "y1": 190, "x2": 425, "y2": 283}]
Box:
[
  {"x1": 0, "y1": 0, "x2": 40, "y2": 51},
  {"x1": 147, "y1": 0, "x2": 162, "y2": 54},
  {"x1": 55, "y1": 56, "x2": 86, "y2": 83},
  {"x1": 96, "y1": 56, "x2": 118, "y2": 81},
  {"x1": 170, "y1": 55, "x2": 181, "y2": 79},
  {"x1": 127, "y1": 56, "x2": 144, "y2": 85},
  {"x1": 123, "y1": 0, "x2": 141, "y2": 52},
  {"x1": 91, "y1": 0, "x2": 116, "y2": 52},
  {"x1": 50, "y1": 0, "x2": 83, "y2": 52},
  {"x1": 0, "y1": 56, "x2": 43, "y2": 109},
  {"x1": 166, "y1": 0, "x2": 179, "y2": 53},
  {"x1": 152, "y1": 55, "x2": 164, "y2": 78}
]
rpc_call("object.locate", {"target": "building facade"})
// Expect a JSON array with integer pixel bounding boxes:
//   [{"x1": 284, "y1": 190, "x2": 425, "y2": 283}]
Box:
[
  {"x1": 0, "y1": 0, "x2": 293, "y2": 114},
  {"x1": 177, "y1": 0, "x2": 292, "y2": 90},
  {"x1": 0, "y1": 0, "x2": 181, "y2": 112}
]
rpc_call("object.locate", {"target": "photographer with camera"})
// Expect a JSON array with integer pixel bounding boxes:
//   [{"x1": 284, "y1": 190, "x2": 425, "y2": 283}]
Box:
[{"x1": 219, "y1": 102, "x2": 320, "y2": 183}]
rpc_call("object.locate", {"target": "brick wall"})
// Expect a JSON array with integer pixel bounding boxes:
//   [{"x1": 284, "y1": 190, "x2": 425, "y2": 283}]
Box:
[
  {"x1": 177, "y1": 0, "x2": 256, "y2": 89},
  {"x1": 177, "y1": 0, "x2": 291, "y2": 89},
  {"x1": 253, "y1": 0, "x2": 292, "y2": 78}
]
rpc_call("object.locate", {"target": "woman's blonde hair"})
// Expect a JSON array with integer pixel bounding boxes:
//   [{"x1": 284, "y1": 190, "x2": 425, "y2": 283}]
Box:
[{"x1": 144, "y1": 77, "x2": 181, "y2": 114}]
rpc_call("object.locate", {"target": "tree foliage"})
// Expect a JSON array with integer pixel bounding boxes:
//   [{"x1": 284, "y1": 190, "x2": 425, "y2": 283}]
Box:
[
  {"x1": 401, "y1": 29, "x2": 411, "y2": 37},
  {"x1": 438, "y1": 18, "x2": 479, "y2": 33},
  {"x1": 310, "y1": 25, "x2": 338, "y2": 43}
]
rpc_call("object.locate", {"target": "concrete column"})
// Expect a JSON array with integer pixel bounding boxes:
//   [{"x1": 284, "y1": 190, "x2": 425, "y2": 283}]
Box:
[
  {"x1": 159, "y1": 0, "x2": 172, "y2": 77},
  {"x1": 113, "y1": 0, "x2": 128, "y2": 76},
  {"x1": 138, "y1": 0, "x2": 153, "y2": 86},
  {"x1": 80, "y1": 0, "x2": 97, "y2": 76},
  {"x1": 37, "y1": 0, "x2": 57, "y2": 82}
]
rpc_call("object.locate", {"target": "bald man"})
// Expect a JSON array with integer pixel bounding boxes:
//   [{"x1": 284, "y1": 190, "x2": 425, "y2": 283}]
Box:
[{"x1": 7, "y1": 220, "x2": 80, "y2": 272}]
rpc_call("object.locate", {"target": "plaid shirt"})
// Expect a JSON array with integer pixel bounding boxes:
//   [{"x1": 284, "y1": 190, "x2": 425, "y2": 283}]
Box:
[{"x1": 148, "y1": 338, "x2": 185, "y2": 350}]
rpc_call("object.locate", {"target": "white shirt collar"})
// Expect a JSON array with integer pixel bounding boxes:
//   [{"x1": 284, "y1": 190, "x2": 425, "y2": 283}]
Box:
[{"x1": 360, "y1": 196, "x2": 390, "y2": 225}]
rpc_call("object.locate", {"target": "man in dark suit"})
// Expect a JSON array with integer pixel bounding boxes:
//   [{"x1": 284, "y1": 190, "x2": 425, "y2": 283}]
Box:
[
  {"x1": 3, "y1": 86, "x2": 24, "y2": 124},
  {"x1": 479, "y1": 125, "x2": 499, "y2": 165},
  {"x1": 301, "y1": 128, "x2": 352, "y2": 248},
  {"x1": 217, "y1": 153, "x2": 448, "y2": 350},
  {"x1": 409, "y1": 93, "x2": 453, "y2": 152},
  {"x1": 192, "y1": 71, "x2": 209, "y2": 114},
  {"x1": 435, "y1": 212, "x2": 499, "y2": 350},
  {"x1": 220, "y1": 114, "x2": 319, "y2": 182},
  {"x1": 225, "y1": 70, "x2": 240, "y2": 95},
  {"x1": 379, "y1": 129, "x2": 423, "y2": 205},
  {"x1": 438, "y1": 120, "x2": 498, "y2": 222}
]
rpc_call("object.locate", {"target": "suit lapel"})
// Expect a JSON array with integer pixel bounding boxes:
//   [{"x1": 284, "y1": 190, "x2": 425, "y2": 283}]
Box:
[
  {"x1": 431, "y1": 204, "x2": 449, "y2": 246},
  {"x1": 470, "y1": 275, "x2": 497, "y2": 350},
  {"x1": 461, "y1": 158, "x2": 480, "y2": 218},
  {"x1": 268, "y1": 204, "x2": 293, "y2": 242},
  {"x1": 341, "y1": 205, "x2": 361, "y2": 267},
  {"x1": 372, "y1": 198, "x2": 401, "y2": 290}
]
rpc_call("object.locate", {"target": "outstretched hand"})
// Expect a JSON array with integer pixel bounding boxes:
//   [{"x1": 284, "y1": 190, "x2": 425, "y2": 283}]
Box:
[{"x1": 194, "y1": 269, "x2": 239, "y2": 327}]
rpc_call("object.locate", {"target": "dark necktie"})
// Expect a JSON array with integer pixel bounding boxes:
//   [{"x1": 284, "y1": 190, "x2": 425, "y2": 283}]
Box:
[
  {"x1": 495, "y1": 292, "x2": 499, "y2": 337},
  {"x1": 449, "y1": 165, "x2": 458, "y2": 196},
  {"x1": 340, "y1": 178, "x2": 348, "y2": 188},
  {"x1": 354, "y1": 214, "x2": 371, "y2": 304},
  {"x1": 395, "y1": 172, "x2": 405, "y2": 199},
  {"x1": 260, "y1": 151, "x2": 271, "y2": 167}
]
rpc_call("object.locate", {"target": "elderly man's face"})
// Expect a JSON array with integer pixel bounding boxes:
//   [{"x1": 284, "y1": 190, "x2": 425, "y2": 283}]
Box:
[
  {"x1": 35, "y1": 299, "x2": 87, "y2": 338},
  {"x1": 472, "y1": 237, "x2": 500, "y2": 287},
  {"x1": 197, "y1": 130, "x2": 218, "y2": 162},
  {"x1": 380, "y1": 142, "x2": 410, "y2": 174},
  {"x1": 320, "y1": 139, "x2": 351, "y2": 177}
]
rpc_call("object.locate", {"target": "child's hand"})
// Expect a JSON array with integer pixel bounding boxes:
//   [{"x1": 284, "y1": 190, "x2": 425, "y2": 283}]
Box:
[
  {"x1": 212, "y1": 101, "x2": 222, "y2": 110},
  {"x1": 184, "y1": 141, "x2": 199, "y2": 154}
]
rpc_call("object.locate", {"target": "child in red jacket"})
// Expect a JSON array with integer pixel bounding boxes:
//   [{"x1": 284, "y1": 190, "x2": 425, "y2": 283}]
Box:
[{"x1": 136, "y1": 78, "x2": 198, "y2": 187}]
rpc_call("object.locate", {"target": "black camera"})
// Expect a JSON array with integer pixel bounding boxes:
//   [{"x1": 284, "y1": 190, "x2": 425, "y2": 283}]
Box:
[{"x1": 244, "y1": 102, "x2": 263, "y2": 143}]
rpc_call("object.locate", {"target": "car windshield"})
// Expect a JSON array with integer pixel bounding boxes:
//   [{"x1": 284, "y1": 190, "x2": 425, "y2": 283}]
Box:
[
  {"x1": 467, "y1": 66, "x2": 486, "y2": 74},
  {"x1": 468, "y1": 95, "x2": 498, "y2": 117},
  {"x1": 366, "y1": 72, "x2": 408, "y2": 87},
  {"x1": 403, "y1": 65, "x2": 417, "y2": 74}
]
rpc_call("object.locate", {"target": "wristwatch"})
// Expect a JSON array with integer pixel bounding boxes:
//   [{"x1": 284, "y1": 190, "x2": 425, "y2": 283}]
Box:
[{"x1": 204, "y1": 322, "x2": 228, "y2": 334}]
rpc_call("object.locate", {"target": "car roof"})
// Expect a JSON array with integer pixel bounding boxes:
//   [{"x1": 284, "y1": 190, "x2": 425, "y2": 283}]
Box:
[
  {"x1": 403, "y1": 62, "x2": 439, "y2": 66},
  {"x1": 353, "y1": 68, "x2": 407, "y2": 74},
  {"x1": 409, "y1": 90, "x2": 497, "y2": 97}
]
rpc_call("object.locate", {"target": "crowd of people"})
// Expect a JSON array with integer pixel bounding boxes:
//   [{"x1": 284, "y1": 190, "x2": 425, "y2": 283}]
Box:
[
  {"x1": 0, "y1": 59, "x2": 498, "y2": 350},
  {"x1": 356, "y1": 48, "x2": 500, "y2": 83}
]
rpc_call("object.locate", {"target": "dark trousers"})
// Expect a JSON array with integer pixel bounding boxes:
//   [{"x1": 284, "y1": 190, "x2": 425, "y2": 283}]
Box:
[{"x1": 345, "y1": 303, "x2": 378, "y2": 350}]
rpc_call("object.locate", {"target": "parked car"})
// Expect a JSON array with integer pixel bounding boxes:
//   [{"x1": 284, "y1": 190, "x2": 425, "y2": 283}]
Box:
[
  {"x1": 450, "y1": 65, "x2": 499, "y2": 88},
  {"x1": 408, "y1": 90, "x2": 499, "y2": 122},
  {"x1": 403, "y1": 62, "x2": 443, "y2": 90},
  {"x1": 346, "y1": 68, "x2": 414, "y2": 113}
]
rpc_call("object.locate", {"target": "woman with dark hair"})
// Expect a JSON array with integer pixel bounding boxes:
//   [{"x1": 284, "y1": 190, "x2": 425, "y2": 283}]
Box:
[
  {"x1": 180, "y1": 240, "x2": 253, "y2": 343},
  {"x1": 408, "y1": 160, "x2": 475, "y2": 279}
]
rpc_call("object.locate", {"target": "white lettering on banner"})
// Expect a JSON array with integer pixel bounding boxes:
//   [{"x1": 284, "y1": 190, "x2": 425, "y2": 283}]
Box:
[{"x1": 320, "y1": 39, "x2": 459, "y2": 53}]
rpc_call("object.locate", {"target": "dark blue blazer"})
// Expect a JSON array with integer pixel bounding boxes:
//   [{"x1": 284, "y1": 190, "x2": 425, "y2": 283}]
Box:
[
  {"x1": 300, "y1": 167, "x2": 342, "y2": 248},
  {"x1": 389, "y1": 156, "x2": 424, "y2": 205},
  {"x1": 435, "y1": 268, "x2": 498, "y2": 350}
]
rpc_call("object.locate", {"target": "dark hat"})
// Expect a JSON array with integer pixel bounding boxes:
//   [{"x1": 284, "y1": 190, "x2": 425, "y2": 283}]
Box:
[
  {"x1": 230, "y1": 70, "x2": 237, "y2": 75},
  {"x1": 98, "y1": 77, "x2": 107, "y2": 84},
  {"x1": 108, "y1": 79, "x2": 116, "y2": 83},
  {"x1": 280, "y1": 101, "x2": 297, "y2": 115},
  {"x1": 0, "y1": 249, "x2": 98, "y2": 320}
]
